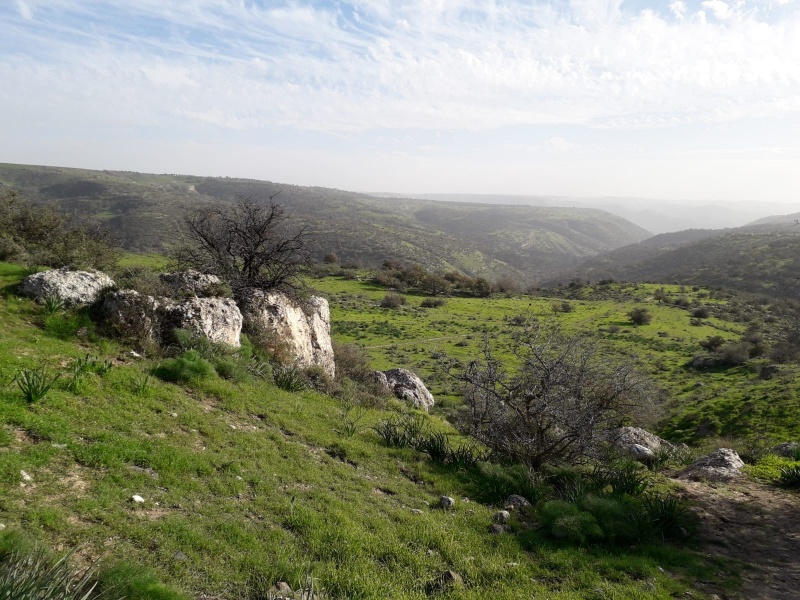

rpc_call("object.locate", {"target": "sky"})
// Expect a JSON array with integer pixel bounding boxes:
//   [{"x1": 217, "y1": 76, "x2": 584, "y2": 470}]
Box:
[{"x1": 2, "y1": 0, "x2": 800, "y2": 203}]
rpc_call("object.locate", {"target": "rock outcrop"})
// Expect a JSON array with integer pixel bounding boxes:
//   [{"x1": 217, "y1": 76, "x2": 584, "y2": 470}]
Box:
[
  {"x1": 238, "y1": 289, "x2": 335, "y2": 378},
  {"x1": 679, "y1": 448, "x2": 744, "y2": 482},
  {"x1": 773, "y1": 442, "x2": 800, "y2": 458},
  {"x1": 19, "y1": 267, "x2": 115, "y2": 306},
  {"x1": 607, "y1": 426, "x2": 681, "y2": 463},
  {"x1": 379, "y1": 368, "x2": 435, "y2": 411},
  {"x1": 159, "y1": 270, "x2": 223, "y2": 297},
  {"x1": 102, "y1": 291, "x2": 243, "y2": 348}
]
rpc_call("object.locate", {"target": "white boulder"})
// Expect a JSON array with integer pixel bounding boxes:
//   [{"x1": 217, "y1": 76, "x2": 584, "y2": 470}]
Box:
[
  {"x1": 679, "y1": 448, "x2": 744, "y2": 482},
  {"x1": 238, "y1": 289, "x2": 335, "y2": 378},
  {"x1": 159, "y1": 270, "x2": 223, "y2": 297},
  {"x1": 381, "y1": 368, "x2": 435, "y2": 411},
  {"x1": 19, "y1": 267, "x2": 115, "y2": 306}
]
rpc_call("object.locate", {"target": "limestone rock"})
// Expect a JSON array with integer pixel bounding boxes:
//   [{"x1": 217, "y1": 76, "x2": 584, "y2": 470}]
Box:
[
  {"x1": 504, "y1": 494, "x2": 531, "y2": 510},
  {"x1": 488, "y1": 523, "x2": 509, "y2": 534},
  {"x1": 439, "y1": 496, "x2": 455, "y2": 509},
  {"x1": 773, "y1": 442, "x2": 800, "y2": 458},
  {"x1": 19, "y1": 267, "x2": 115, "y2": 306},
  {"x1": 381, "y1": 368, "x2": 435, "y2": 411},
  {"x1": 238, "y1": 289, "x2": 335, "y2": 378},
  {"x1": 607, "y1": 426, "x2": 680, "y2": 463},
  {"x1": 102, "y1": 291, "x2": 242, "y2": 348},
  {"x1": 679, "y1": 448, "x2": 744, "y2": 482},
  {"x1": 493, "y1": 510, "x2": 511, "y2": 524},
  {"x1": 159, "y1": 270, "x2": 222, "y2": 297},
  {"x1": 160, "y1": 297, "x2": 242, "y2": 348},
  {"x1": 437, "y1": 570, "x2": 463, "y2": 589}
]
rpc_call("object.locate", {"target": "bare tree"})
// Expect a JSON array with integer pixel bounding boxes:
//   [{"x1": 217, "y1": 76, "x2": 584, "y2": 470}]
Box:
[
  {"x1": 173, "y1": 196, "x2": 309, "y2": 295},
  {"x1": 453, "y1": 322, "x2": 650, "y2": 469}
]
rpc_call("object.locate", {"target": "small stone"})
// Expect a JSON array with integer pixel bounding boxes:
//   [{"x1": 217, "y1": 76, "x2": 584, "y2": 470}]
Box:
[
  {"x1": 506, "y1": 562, "x2": 519, "y2": 567},
  {"x1": 20, "y1": 470, "x2": 32, "y2": 482},
  {"x1": 411, "y1": 508, "x2": 424, "y2": 515},
  {"x1": 504, "y1": 494, "x2": 531, "y2": 510},
  {"x1": 173, "y1": 550, "x2": 188, "y2": 561},
  {"x1": 0, "y1": 524, "x2": 5, "y2": 531},
  {"x1": 169, "y1": 412, "x2": 178, "y2": 418},
  {"x1": 427, "y1": 549, "x2": 436, "y2": 557},
  {"x1": 488, "y1": 523, "x2": 508, "y2": 534},
  {"x1": 493, "y1": 510, "x2": 511, "y2": 524},
  {"x1": 438, "y1": 570, "x2": 464, "y2": 588},
  {"x1": 51, "y1": 443, "x2": 67, "y2": 449},
  {"x1": 129, "y1": 350, "x2": 141, "y2": 358},
  {"x1": 229, "y1": 424, "x2": 237, "y2": 430},
  {"x1": 131, "y1": 495, "x2": 145, "y2": 503},
  {"x1": 439, "y1": 496, "x2": 455, "y2": 509},
  {"x1": 236, "y1": 476, "x2": 243, "y2": 481}
]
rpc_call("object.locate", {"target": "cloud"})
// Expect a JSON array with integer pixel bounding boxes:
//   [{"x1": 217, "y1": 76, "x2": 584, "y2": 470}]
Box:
[
  {"x1": 15, "y1": 1, "x2": 32, "y2": 20},
  {"x1": 1, "y1": 0, "x2": 800, "y2": 137},
  {"x1": 545, "y1": 137, "x2": 581, "y2": 152}
]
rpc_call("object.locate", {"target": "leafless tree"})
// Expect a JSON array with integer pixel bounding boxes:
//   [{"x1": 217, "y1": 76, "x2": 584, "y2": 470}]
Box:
[
  {"x1": 453, "y1": 321, "x2": 650, "y2": 469},
  {"x1": 173, "y1": 196, "x2": 309, "y2": 295}
]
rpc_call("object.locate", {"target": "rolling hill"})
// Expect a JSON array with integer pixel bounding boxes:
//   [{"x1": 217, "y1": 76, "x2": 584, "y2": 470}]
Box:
[
  {"x1": 0, "y1": 163, "x2": 650, "y2": 284},
  {"x1": 545, "y1": 223, "x2": 800, "y2": 299}
]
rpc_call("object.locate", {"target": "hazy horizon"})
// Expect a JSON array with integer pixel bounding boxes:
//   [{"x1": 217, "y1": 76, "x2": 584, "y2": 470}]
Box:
[{"x1": 3, "y1": 1, "x2": 800, "y2": 204}]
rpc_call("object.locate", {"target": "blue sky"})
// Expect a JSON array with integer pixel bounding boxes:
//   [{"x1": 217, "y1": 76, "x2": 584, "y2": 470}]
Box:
[{"x1": 2, "y1": 0, "x2": 800, "y2": 202}]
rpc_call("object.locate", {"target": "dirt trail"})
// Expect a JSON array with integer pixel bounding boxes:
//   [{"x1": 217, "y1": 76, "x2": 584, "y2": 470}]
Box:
[{"x1": 674, "y1": 477, "x2": 800, "y2": 599}]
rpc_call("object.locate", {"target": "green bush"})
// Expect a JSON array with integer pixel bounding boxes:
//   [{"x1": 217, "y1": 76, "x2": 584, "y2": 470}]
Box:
[
  {"x1": 379, "y1": 293, "x2": 406, "y2": 309},
  {"x1": 539, "y1": 501, "x2": 603, "y2": 544},
  {"x1": 641, "y1": 494, "x2": 696, "y2": 540},
  {"x1": 779, "y1": 465, "x2": 800, "y2": 488},
  {"x1": 153, "y1": 350, "x2": 217, "y2": 384},
  {"x1": 472, "y1": 462, "x2": 551, "y2": 506}
]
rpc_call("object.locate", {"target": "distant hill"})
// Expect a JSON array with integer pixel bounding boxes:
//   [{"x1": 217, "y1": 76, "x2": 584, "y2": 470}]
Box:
[
  {"x1": 396, "y1": 193, "x2": 800, "y2": 234},
  {"x1": 0, "y1": 163, "x2": 651, "y2": 284},
  {"x1": 545, "y1": 222, "x2": 800, "y2": 298}
]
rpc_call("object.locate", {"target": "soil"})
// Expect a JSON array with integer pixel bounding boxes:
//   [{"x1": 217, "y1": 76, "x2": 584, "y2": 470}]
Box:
[{"x1": 674, "y1": 476, "x2": 800, "y2": 599}]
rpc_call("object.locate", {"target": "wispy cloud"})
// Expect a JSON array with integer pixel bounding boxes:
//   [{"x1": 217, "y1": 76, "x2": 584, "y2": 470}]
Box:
[{"x1": 2, "y1": 0, "x2": 800, "y2": 135}]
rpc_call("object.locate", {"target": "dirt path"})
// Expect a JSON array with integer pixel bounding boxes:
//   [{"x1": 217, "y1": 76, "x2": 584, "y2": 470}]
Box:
[{"x1": 674, "y1": 477, "x2": 800, "y2": 599}]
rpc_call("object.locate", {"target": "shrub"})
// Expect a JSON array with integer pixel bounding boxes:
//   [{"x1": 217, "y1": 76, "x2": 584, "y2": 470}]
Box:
[
  {"x1": 627, "y1": 307, "x2": 652, "y2": 326},
  {"x1": 415, "y1": 431, "x2": 451, "y2": 462},
  {"x1": 691, "y1": 306, "x2": 710, "y2": 319},
  {"x1": 379, "y1": 293, "x2": 406, "y2": 309},
  {"x1": 454, "y1": 322, "x2": 651, "y2": 469},
  {"x1": 472, "y1": 462, "x2": 551, "y2": 505},
  {"x1": 592, "y1": 463, "x2": 649, "y2": 497},
  {"x1": 153, "y1": 351, "x2": 217, "y2": 383},
  {"x1": 0, "y1": 545, "x2": 104, "y2": 600},
  {"x1": 420, "y1": 297, "x2": 446, "y2": 308},
  {"x1": 718, "y1": 341, "x2": 751, "y2": 366},
  {"x1": 641, "y1": 494, "x2": 695, "y2": 540}
]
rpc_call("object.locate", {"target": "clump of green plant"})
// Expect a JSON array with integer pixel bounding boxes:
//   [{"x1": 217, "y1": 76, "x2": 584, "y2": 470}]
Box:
[
  {"x1": 13, "y1": 364, "x2": 61, "y2": 403},
  {"x1": 420, "y1": 297, "x2": 446, "y2": 308},
  {"x1": 42, "y1": 294, "x2": 65, "y2": 316},
  {"x1": 132, "y1": 372, "x2": 152, "y2": 397},
  {"x1": 779, "y1": 465, "x2": 800, "y2": 488},
  {"x1": 0, "y1": 548, "x2": 102, "y2": 600},
  {"x1": 153, "y1": 350, "x2": 217, "y2": 384},
  {"x1": 373, "y1": 413, "x2": 427, "y2": 448},
  {"x1": 273, "y1": 364, "x2": 307, "y2": 392},
  {"x1": 592, "y1": 462, "x2": 649, "y2": 497}
]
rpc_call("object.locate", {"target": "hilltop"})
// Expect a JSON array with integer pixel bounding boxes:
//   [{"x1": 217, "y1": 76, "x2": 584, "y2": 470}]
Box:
[{"x1": 0, "y1": 163, "x2": 650, "y2": 285}]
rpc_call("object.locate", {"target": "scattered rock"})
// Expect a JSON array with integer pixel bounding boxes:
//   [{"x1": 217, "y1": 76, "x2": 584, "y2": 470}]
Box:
[
  {"x1": 20, "y1": 470, "x2": 32, "y2": 483},
  {"x1": 493, "y1": 510, "x2": 511, "y2": 524},
  {"x1": 629, "y1": 443, "x2": 656, "y2": 461},
  {"x1": 679, "y1": 448, "x2": 744, "y2": 482},
  {"x1": 19, "y1": 267, "x2": 115, "y2": 307},
  {"x1": 488, "y1": 523, "x2": 509, "y2": 534},
  {"x1": 0, "y1": 524, "x2": 5, "y2": 531},
  {"x1": 238, "y1": 289, "x2": 335, "y2": 378},
  {"x1": 381, "y1": 368, "x2": 435, "y2": 411},
  {"x1": 773, "y1": 442, "x2": 800, "y2": 458},
  {"x1": 160, "y1": 270, "x2": 222, "y2": 297},
  {"x1": 439, "y1": 496, "x2": 455, "y2": 510},
  {"x1": 169, "y1": 412, "x2": 178, "y2": 418},
  {"x1": 410, "y1": 508, "x2": 424, "y2": 515},
  {"x1": 436, "y1": 570, "x2": 464, "y2": 589},
  {"x1": 173, "y1": 550, "x2": 188, "y2": 561},
  {"x1": 131, "y1": 494, "x2": 145, "y2": 503},
  {"x1": 504, "y1": 494, "x2": 531, "y2": 510},
  {"x1": 129, "y1": 465, "x2": 159, "y2": 480}
]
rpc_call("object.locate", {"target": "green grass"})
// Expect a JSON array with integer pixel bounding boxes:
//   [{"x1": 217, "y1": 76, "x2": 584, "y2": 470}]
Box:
[{"x1": 0, "y1": 263, "x2": 746, "y2": 598}]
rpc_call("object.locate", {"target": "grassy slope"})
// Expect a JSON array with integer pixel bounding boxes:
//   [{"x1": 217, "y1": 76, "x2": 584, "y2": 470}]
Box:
[
  {"x1": 311, "y1": 274, "x2": 800, "y2": 444},
  {"x1": 0, "y1": 163, "x2": 650, "y2": 284},
  {"x1": 0, "y1": 263, "x2": 741, "y2": 599}
]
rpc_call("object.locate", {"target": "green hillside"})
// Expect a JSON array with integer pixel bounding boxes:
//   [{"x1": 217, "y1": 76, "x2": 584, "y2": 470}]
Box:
[
  {"x1": 547, "y1": 226, "x2": 800, "y2": 299},
  {"x1": 0, "y1": 163, "x2": 651, "y2": 284}
]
